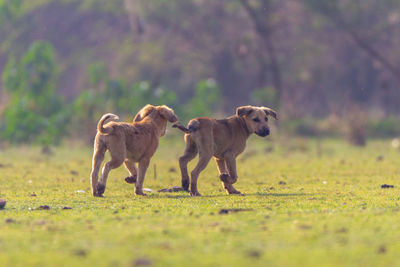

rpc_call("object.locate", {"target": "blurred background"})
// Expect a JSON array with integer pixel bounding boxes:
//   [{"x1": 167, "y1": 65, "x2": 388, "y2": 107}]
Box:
[{"x1": 0, "y1": 0, "x2": 400, "y2": 146}]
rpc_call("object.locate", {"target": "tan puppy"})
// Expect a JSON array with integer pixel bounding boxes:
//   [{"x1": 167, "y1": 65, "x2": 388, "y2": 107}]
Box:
[
  {"x1": 173, "y1": 105, "x2": 277, "y2": 196},
  {"x1": 90, "y1": 104, "x2": 178, "y2": 197}
]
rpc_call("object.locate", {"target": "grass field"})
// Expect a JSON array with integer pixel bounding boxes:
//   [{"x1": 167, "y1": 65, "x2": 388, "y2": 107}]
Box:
[{"x1": 1, "y1": 136, "x2": 400, "y2": 267}]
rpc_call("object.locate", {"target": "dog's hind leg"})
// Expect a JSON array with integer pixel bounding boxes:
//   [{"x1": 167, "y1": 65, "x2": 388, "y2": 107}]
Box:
[
  {"x1": 91, "y1": 140, "x2": 107, "y2": 197},
  {"x1": 97, "y1": 147, "x2": 125, "y2": 197},
  {"x1": 179, "y1": 135, "x2": 198, "y2": 191},
  {"x1": 190, "y1": 152, "x2": 212, "y2": 196},
  {"x1": 189, "y1": 135, "x2": 213, "y2": 196},
  {"x1": 124, "y1": 159, "x2": 138, "y2": 184},
  {"x1": 135, "y1": 158, "x2": 150, "y2": 196}
]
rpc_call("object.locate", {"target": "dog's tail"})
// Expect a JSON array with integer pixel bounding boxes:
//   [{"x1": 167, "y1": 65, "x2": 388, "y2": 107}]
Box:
[
  {"x1": 172, "y1": 120, "x2": 200, "y2": 134},
  {"x1": 97, "y1": 113, "x2": 119, "y2": 134}
]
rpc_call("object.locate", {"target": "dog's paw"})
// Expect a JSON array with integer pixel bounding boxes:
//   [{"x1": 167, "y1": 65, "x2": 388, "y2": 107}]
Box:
[
  {"x1": 190, "y1": 191, "x2": 202, "y2": 197},
  {"x1": 125, "y1": 175, "x2": 137, "y2": 184},
  {"x1": 181, "y1": 179, "x2": 190, "y2": 191},
  {"x1": 135, "y1": 191, "x2": 147, "y2": 196},
  {"x1": 219, "y1": 174, "x2": 233, "y2": 184},
  {"x1": 230, "y1": 190, "x2": 244, "y2": 196},
  {"x1": 96, "y1": 184, "x2": 106, "y2": 196},
  {"x1": 93, "y1": 191, "x2": 104, "y2": 197}
]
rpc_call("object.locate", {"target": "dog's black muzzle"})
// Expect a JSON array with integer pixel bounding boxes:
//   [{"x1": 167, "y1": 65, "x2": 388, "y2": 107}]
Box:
[{"x1": 256, "y1": 128, "x2": 270, "y2": 137}]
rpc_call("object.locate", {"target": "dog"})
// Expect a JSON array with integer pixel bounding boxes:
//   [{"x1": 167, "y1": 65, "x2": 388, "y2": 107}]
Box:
[
  {"x1": 173, "y1": 105, "x2": 277, "y2": 196},
  {"x1": 90, "y1": 104, "x2": 178, "y2": 197}
]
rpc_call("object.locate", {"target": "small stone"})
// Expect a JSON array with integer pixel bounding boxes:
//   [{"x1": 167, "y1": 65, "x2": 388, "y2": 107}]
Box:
[
  {"x1": 143, "y1": 188, "x2": 154, "y2": 193},
  {"x1": 0, "y1": 199, "x2": 6, "y2": 209},
  {"x1": 133, "y1": 258, "x2": 152, "y2": 266},
  {"x1": 5, "y1": 218, "x2": 15, "y2": 223}
]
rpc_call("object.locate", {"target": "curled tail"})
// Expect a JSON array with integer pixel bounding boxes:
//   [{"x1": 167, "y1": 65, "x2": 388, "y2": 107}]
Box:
[
  {"x1": 172, "y1": 120, "x2": 200, "y2": 134},
  {"x1": 97, "y1": 113, "x2": 119, "y2": 134}
]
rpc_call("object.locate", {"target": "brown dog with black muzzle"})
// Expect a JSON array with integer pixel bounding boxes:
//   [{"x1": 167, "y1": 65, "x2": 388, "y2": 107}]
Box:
[
  {"x1": 173, "y1": 105, "x2": 277, "y2": 196},
  {"x1": 90, "y1": 104, "x2": 178, "y2": 197}
]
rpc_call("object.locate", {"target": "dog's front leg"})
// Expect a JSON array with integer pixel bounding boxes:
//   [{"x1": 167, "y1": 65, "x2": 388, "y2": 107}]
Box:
[
  {"x1": 223, "y1": 155, "x2": 242, "y2": 195},
  {"x1": 215, "y1": 157, "x2": 230, "y2": 182},
  {"x1": 135, "y1": 158, "x2": 150, "y2": 196},
  {"x1": 124, "y1": 159, "x2": 138, "y2": 184},
  {"x1": 190, "y1": 152, "x2": 212, "y2": 196}
]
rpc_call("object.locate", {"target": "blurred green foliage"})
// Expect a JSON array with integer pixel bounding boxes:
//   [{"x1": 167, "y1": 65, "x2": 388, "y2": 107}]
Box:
[
  {"x1": 0, "y1": 40, "x2": 224, "y2": 145},
  {"x1": 185, "y1": 78, "x2": 221, "y2": 119},
  {"x1": 251, "y1": 86, "x2": 278, "y2": 109},
  {"x1": 71, "y1": 62, "x2": 221, "y2": 140},
  {"x1": 0, "y1": 0, "x2": 21, "y2": 24},
  {"x1": 0, "y1": 41, "x2": 69, "y2": 145}
]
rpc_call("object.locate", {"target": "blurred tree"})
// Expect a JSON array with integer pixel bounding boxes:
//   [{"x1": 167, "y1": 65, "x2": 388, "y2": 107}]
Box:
[
  {"x1": 1, "y1": 0, "x2": 400, "y2": 122},
  {"x1": 251, "y1": 86, "x2": 278, "y2": 108},
  {"x1": 240, "y1": 0, "x2": 282, "y2": 106},
  {"x1": 0, "y1": 0, "x2": 21, "y2": 25},
  {"x1": 1, "y1": 41, "x2": 69, "y2": 145},
  {"x1": 305, "y1": 0, "x2": 400, "y2": 85}
]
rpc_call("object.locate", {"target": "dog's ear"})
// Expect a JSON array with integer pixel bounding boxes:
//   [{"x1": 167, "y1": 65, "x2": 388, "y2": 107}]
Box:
[
  {"x1": 262, "y1": 107, "x2": 278, "y2": 120},
  {"x1": 158, "y1": 105, "x2": 178, "y2": 123},
  {"x1": 236, "y1": 106, "x2": 254, "y2": 117},
  {"x1": 133, "y1": 104, "x2": 155, "y2": 122}
]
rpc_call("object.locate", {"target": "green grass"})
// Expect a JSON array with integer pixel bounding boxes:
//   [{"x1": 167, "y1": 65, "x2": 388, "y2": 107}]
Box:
[{"x1": 1, "y1": 137, "x2": 400, "y2": 267}]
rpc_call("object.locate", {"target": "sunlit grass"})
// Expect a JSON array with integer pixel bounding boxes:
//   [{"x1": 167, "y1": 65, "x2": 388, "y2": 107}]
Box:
[{"x1": 0, "y1": 137, "x2": 400, "y2": 266}]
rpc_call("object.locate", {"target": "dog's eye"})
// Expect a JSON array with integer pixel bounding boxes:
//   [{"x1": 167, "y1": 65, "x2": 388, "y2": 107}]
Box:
[
  {"x1": 253, "y1": 118, "x2": 260, "y2": 123},
  {"x1": 265, "y1": 117, "x2": 268, "y2": 122}
]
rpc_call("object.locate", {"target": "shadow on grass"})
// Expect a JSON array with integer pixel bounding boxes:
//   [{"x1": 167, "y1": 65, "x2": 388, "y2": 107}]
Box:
[{"x1": 147, "y1": 192, "x2": 311, "y2": 199}]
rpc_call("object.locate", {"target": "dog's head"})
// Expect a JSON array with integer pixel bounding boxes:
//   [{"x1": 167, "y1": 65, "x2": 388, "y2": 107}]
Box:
[
  {"x1": 133, "y1": 104, "x2": 178, "y2": 123},
  {"x1": 236, "y1": 105, "x2": 278, "y2": 137}
]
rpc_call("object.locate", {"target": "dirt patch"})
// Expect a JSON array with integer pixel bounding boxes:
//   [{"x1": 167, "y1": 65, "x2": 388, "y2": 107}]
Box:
[
  {"x1": 73, "y1": 249, "x2": 88, "y2": 257},
  {"x1": 133, "y1": 258, "x2": 153, "y2": 266},
  {"x1": 38, "y1": 205, "x2": 50, "y2": 210},
  {"x1": 336, "y1": 227, "x2": 348, "y2": 233},
  {"x1": 381, "y1": 184, "x2": 394, "y2": 189},
  {"x1": 246, "y1": 249, "x2": 262, "y2": 258},
  {"x1": 218, "y1": 208, "x2": 253, "y2": 214},
  {"x1": 297, "y1": 224, "x2": 313, "y2": 230},
  {"x1": 377, "y1": 245, "x2": 387, "y2": 254},
  {"x1": 5, "y1": 218, "x2": 15, "y2": 224},
  {"x1": 0, "y1": 163, "x2": 13, "y2": 168}
]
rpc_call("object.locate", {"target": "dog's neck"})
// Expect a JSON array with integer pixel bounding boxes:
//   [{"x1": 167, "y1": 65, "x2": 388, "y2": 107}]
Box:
[
  {"x1": 235, "y1": 116, "x2": 252, "y2": 139},
  {"x1": 143, "y1": 115, "x2": 168, "y2": 137}
]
